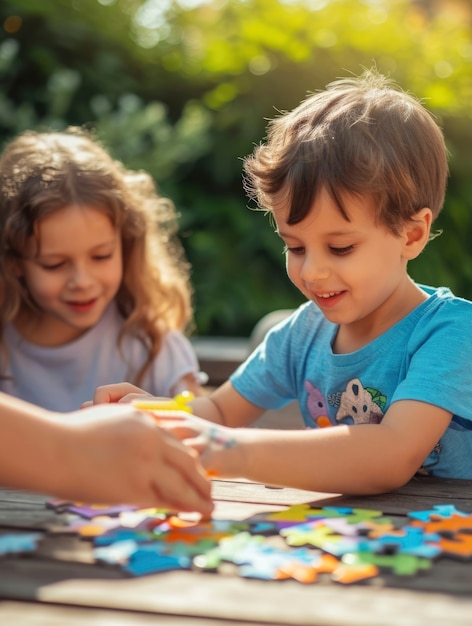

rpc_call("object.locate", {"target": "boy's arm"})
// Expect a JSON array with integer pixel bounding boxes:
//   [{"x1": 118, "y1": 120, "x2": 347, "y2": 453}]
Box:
[
  {"x1": 179, "y1": 398, "x2": 452, "y2": 494},
  {"x1": 190, "y1": 381, "x2": 266, "y2": 427}
]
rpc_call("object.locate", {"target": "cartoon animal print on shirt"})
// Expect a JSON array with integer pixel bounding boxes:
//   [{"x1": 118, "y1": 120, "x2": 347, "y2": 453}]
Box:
[
  {"x1": 336, "y1": 378, "x2": 385, "y2": 425},
  {"x1": 305, "y1": 381, "x2": 333, "y2": 428}
]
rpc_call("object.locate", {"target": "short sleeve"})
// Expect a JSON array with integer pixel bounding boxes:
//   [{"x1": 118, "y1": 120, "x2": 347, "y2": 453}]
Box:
[
  {"x1": 392, "y1": 297, "x2": 472, "y2": 420},
  {"x1": 230, "y1": 306, "x2": 311, "y2": 409},
  {"x1": 142, "y1": 330, "x2": 200, "y2": 397}
]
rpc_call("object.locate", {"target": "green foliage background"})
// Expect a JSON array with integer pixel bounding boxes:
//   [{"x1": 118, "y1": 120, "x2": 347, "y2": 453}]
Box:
[{"x1": 1, "y1": 0, "x2": 472, "y2": 336}]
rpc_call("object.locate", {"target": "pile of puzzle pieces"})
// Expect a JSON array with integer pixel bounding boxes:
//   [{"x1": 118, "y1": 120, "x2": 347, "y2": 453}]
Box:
[{"x1": 2, "y1": 502, "x2": 472, "y2": 584}]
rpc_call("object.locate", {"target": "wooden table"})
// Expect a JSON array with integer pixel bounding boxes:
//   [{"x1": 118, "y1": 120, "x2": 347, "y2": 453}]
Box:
[{"x1": 1, "y1": 476, "x2": 472, "y2": 626}]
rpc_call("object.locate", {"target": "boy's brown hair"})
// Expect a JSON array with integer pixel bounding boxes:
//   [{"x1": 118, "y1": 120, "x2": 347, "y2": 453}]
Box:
[{"x1": 243, "y1": 69, "x2": 449, "y2": 235}]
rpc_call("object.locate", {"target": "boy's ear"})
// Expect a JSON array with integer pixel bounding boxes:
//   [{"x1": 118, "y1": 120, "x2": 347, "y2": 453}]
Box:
[{"x1": 402, "y1": 207, "x2": 432, "y2": 260}]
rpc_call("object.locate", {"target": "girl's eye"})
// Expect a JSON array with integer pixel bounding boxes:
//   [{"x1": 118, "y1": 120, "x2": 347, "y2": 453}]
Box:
[
  {"x1": 41, "y1": 262, "x2": 64, "y2": 270},
  {"x1": 330, "y1": 245, "x2": 354, "y2": 256}
]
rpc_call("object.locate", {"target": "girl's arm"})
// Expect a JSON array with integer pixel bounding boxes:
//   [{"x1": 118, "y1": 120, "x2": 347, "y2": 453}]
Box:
[
  {"x1": 0, "y1": 392, "x2": 213, "y2": 514},
  {"x1": 169, "y1": 395, "x2": 452, "y2": 494},
  {"x1": 88, "y1": 380, "x2": 266, "y2": 427}
]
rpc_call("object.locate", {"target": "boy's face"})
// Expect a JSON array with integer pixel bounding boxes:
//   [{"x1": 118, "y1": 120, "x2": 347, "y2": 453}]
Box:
[
  {"x1": 14, "y1": 204, "x2": 123, "y2": 346},
  {"x1": 273, "y1": 187, "x2": 421, "y2": 346}
]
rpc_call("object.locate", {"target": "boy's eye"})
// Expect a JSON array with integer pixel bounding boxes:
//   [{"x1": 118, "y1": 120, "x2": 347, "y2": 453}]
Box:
[
  {"x1": 283, "y1": 245, "x2": 305, "y2": 256},
  {"x1": 330, "y1": 245, "x2": 354, "y2": 256},
  {"x1": 93, "y1": 253, "x2": 113, "y2": 261}
]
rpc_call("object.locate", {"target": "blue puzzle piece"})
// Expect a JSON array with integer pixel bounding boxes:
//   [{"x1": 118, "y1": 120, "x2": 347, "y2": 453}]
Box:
[
  {"x1": 124, "y1": 544, "x2": 191, "y2": 576},
  {"x1": 94, "y1": 539, "x2": 138, "y2": 565},
  {"x1": 0, "y1": 532, "x2": 43, "y2": 555},
  {"x1": 94, "y1": 529, "x2": 151, "y2": 546},
  {"x1": 322, "y1": 507, "x2": 354, "y2": 515},
  {"x1": 408, "y1": 505, "x2": 468, "y2": 522},
  {"x1": 239, "y1": 548, "x2": 292, "y2": 580},
  {"x1": 238, "y1": 545, "x2": 326, "y2": 581},
  {"x1": 249, "y1": 522, "x2": 279, "y2": 534},
  {"x1": 358, "y1": 527, "x2": 441, "y2": 559}
]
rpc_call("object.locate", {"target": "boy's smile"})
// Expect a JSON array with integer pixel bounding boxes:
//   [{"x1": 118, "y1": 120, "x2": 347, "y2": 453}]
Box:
[
  {"x1": 274, "y1": 187, "x2": 429, "y2": 352},
  {"x1": 14, "y1": 204, "x2": 123, "y2": 346}
]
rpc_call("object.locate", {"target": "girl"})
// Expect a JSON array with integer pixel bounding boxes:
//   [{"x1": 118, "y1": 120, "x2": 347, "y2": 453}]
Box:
[{"x1": 0, "y1": 127, "x2": 204, "y2": 411}]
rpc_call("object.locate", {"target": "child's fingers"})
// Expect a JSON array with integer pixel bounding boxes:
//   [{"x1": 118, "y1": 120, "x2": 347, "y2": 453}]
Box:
[{"x1": 92, "y1": 383, "x2": 150, "y2": 404}]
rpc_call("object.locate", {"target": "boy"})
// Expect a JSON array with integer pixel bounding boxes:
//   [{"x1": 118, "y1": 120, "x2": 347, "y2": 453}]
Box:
[{"x1": 93, "y1": 69, "x2": 472, "y2": 495}]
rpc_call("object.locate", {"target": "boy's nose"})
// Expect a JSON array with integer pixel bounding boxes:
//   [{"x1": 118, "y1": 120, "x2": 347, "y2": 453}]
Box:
[{"x1": 300, "y1": 255, "x2": 331, "y2": 283}]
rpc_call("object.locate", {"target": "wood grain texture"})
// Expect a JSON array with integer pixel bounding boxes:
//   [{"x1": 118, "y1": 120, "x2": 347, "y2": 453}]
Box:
[{"x1": 1, "y1": 478, "x2": 472, "y2": 625}]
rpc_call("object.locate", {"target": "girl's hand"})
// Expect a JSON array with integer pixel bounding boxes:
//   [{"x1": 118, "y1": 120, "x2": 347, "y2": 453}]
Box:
[
  {"x1": 57, "y1": 404, "x2": 214, "y2": 515},
  {"x1": 81, "y1": 382, "x2": 152, "y2": 408}
]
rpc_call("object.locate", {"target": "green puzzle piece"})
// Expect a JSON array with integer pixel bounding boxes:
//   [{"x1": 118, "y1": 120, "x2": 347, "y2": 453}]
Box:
[{"x1": 343, "y1": 551, "x2": 432, "y2": 575}]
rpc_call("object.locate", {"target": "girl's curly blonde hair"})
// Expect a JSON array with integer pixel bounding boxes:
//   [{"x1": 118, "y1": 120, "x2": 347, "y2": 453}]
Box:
[{"x1": 0, "y1": 127, "x2": 193, "y2": 385}]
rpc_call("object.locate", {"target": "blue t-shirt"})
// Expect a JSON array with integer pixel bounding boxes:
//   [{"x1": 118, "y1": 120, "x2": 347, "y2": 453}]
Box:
[{"x1": 230, "y1": 286, "x2": 472, "y2": 479}]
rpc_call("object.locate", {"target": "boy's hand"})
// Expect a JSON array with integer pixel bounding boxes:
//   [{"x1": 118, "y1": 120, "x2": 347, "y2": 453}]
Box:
[{"x1": 160, "y1": 413, "x2": 243, "y2": 479}]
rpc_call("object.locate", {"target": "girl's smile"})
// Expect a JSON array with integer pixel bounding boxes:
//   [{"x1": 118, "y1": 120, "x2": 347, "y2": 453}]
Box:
[{"x1": 64, "y1": 298, "x2": 100, "y2": 314}]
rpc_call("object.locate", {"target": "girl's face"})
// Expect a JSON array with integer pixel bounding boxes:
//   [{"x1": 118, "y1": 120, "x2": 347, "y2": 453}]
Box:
[
  {"x1": 273, "y1": 187, "x2": 429, "y2": 352},
  {"x1": 15, "y1": 204, "x2": 123, "y2": 346}
]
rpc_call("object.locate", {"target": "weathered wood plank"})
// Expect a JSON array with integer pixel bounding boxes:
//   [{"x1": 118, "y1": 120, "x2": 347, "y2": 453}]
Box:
[
  {"x1": 0, "y1": 602, "x2": 265, "y2": 626},
  {"x1": 1, "y1": 561, "x2": 471, "y2": 626},
  {"x1": 0, "y1": 491, "x2": 72, "y2": 529},
  {"x1": 2, "y1": 480, "x2": 472, "y2": 625},
  {"x1": 211, "y1": 477, "x2": 472, "y2": 515}
]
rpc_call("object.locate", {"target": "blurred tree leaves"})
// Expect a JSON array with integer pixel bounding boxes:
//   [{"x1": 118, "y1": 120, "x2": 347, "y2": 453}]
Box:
[{"x1": 1, "y1": 0, "x2": 471, "y2": 335}]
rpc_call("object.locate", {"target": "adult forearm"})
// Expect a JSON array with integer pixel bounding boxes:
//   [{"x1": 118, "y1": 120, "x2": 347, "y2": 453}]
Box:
[{"x1": 0, "y1": 393, "x2": 64, "y2": 495}]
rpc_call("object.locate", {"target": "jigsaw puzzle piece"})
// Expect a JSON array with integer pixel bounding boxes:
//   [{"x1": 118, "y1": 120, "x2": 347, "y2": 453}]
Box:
[
  {"x1": 124, "y1": 544, "x2": 191, "y2": 576},
  {"x1": 0, "y1": 532, "x2": 43, "y2": 556},
  {"x1": 408, "y1": 505, "x2": 468, "y2": 522},
  {"x1": 342, "y1": 551, "x2": 432, "y2": 576},
  {"x1": 281, "y1": 521, "x2": 341, "y2": 548},
  {"x1": 438, "y1": 533, "x2": 472, "y2": 559}
]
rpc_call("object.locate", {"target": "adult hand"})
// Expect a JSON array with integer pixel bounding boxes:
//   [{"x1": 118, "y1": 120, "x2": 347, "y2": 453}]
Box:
[{"x1": 57, "y1": 404, "x2": 214, "y2": 515}]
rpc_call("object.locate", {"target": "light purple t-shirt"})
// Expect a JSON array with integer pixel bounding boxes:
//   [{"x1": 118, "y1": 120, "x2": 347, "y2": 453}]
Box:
[{"x1": 2, "y1": 303, "x2": 199, "y2": 411}]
